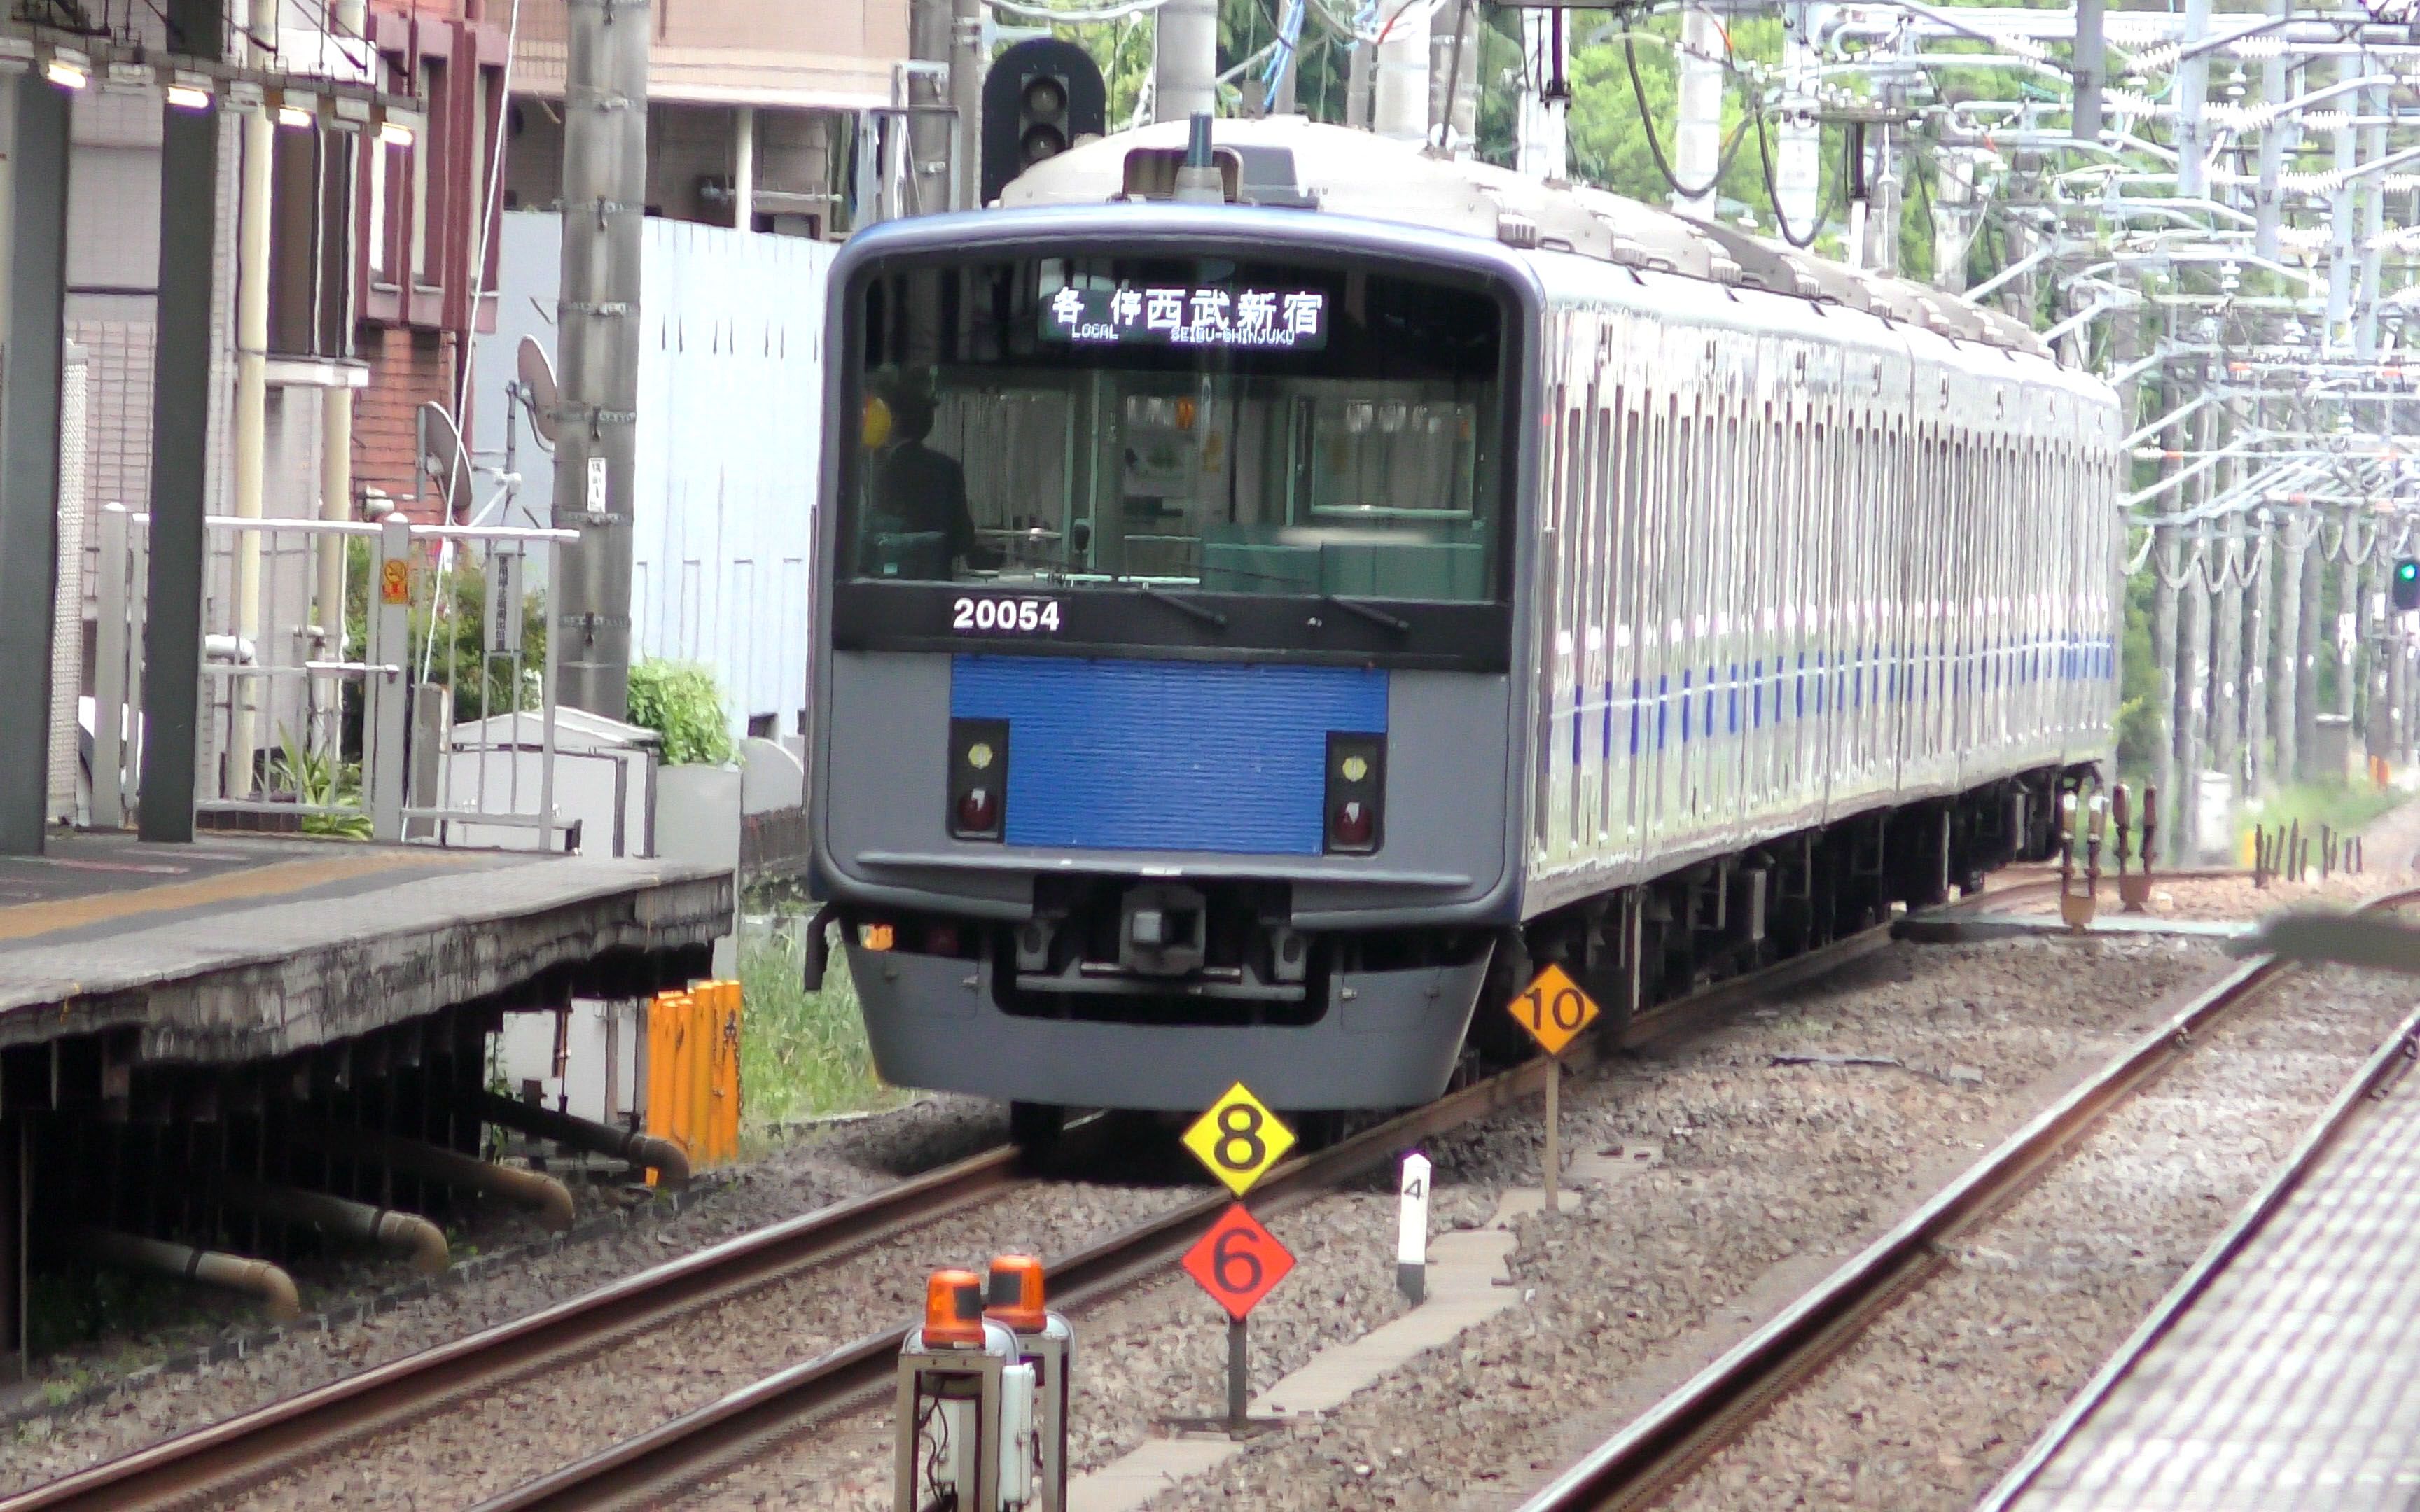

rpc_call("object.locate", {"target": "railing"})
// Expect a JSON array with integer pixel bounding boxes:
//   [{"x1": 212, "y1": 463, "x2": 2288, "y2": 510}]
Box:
[{"x1": 91, "y1": 506, "x2": 578, "y2": 848}]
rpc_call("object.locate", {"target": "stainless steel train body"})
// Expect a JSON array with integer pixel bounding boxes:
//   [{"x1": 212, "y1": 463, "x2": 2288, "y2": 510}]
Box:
[{"x1": 807, "y1": 120, "x2": 2123, "y2": 1114}]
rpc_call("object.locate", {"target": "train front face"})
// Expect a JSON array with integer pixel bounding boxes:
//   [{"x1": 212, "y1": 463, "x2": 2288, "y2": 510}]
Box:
[{"x1": 809, "y1": 211, "x2": 1530, "y2": 1112}]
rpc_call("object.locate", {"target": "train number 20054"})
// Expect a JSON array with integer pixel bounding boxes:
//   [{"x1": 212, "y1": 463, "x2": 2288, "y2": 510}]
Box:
[{"x1": 952, "y1": 596, "x2": 1062, "y2": 634}]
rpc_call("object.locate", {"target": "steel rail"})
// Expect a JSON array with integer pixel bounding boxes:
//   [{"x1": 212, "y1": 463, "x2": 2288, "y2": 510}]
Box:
[
  {"x1": 1513, "y1": 883, "x2": 2420, "y2": 1512},
  {"x1": 468, "y1": 926, "x2": 1903, "y2": 1512},
  {"x1": 1971, "y1": 996, "x2": 2420, "y2": 1512},
  {"x1": 0, "y1": 1139, "x2": 1042, "y2": 1512}
]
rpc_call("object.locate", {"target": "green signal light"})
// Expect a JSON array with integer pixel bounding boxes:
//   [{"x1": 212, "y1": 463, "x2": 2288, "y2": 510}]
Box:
[{"x1": 2401, "y1": 563, "x2": 2418, "y2": 582}]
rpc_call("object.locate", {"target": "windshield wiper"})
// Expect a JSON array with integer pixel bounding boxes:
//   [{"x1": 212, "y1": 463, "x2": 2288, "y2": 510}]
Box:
[
  {"x1": 1326, "y1": 594, "x2": 1412, "y2": 635},
  {"x1": 1133, "y1": 582, "x2": 1228, "y2": 630}
]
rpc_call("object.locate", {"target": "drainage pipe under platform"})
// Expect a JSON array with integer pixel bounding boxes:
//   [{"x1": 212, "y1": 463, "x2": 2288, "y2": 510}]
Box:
[
  {"x1": 348, "y1": 1130, "x2": 577, "y2": 1233},
  {"x1": 472, "y1": 1091, "x2": 690, "y2": 1187},
  {"x1": 66, "y1": 1228, "x2": 302, "y2": 1322},
  {"x1": 214, "y1": 1176, "x2": 450, "y2": 1275}
]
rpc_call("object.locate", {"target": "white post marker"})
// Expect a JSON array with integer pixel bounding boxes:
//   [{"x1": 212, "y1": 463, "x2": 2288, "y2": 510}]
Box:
[{"x1": 1397, "y1": 1152, "x2": 1431, "y2": 1305}]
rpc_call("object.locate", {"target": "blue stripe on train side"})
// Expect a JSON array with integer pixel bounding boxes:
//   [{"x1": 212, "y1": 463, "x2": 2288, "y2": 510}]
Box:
[{"x1": 950, "y1": 656, "x2": 1389, "y2": 854}]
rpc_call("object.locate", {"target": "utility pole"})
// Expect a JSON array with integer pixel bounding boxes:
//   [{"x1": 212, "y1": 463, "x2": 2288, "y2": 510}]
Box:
[
  {"x1": 1515, "y1": 11, "x2": 1569, "y2": 182},
  {"x1": 1672, "y1": 6, "x2": 1724, "y2": 218},
  {"x1": 2176, "y1": 0, "x2": 2210, "y2": 200},
  {"x1": 2071, "y1": 0, "x2": 2103, "y2": 143},
  {"x1": 950, "y1": 0, "x2": 985, "y2": 202},
  {"x1": 1372, "y1": 0, "x2": 1430, "y2": 141},
  {"x1": 2179, "y1": 528, "x2": 2210, "y2": 849},
  {"x1": 1776, "y1": 1, "x2": 1820, "y2": 241},
  {"x1": 2246, "y1": 510, "x2": 2274, "y2": 795},
  {"x1": 2297, "y1": 514, "x2": 2323, "y2": 780},
  {"x1": 2153, "y1": 522, "x2": 2181, "y2": 841},
  {"x1": 552, "y1": 0, "x2": 651, "y2": 722},
  {"x1": 908, "y1": 0, "x2": 951, "y2": 214},
  {"x1": 2338, "y1": 512, "x2": 2360, "y2": 723},
  {"x1": 1155, "y1": 0, "x2": 1218, "y2": 124},
  {"x1": 2212, "y1": 510, "x2": 2244, "y2": 788},
  {"x1": 2274, "y1": 512, "x2": 2305, "y2": 788}
]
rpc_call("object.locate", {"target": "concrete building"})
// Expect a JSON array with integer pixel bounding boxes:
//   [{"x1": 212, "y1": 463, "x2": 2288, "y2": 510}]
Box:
[
  {"x1": 499, "y1": 0, "x2": 910, "y2": 235},
  {"x1": 352, "y1": 1, "x2": 511, "y2": 514}
]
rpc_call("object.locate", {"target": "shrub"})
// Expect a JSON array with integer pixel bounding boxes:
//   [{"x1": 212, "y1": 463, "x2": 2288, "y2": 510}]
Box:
[{"x1": 627, "y1": 659, "x2": 735, "y2": 766}]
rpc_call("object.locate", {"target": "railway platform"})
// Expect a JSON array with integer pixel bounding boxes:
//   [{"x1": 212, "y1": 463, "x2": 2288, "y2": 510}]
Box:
[
  {"x1": 0, "y1": 831, "x2": 730, "y2": 1064},
  {"x1": 1985, "y1": 1007, "x2": 2420, "y2": 1511},
  {"x1": 0, "y1": 829, "x2": 729, "y2": 1382}
]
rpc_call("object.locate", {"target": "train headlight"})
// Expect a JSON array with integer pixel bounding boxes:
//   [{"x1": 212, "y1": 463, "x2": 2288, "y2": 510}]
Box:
[
  {"x1": 950, "y1": 718, "x2": 1009, "y2": 841},
  {"x1": 1324, "y1": 732, "x2": 1385, "y2": 855}
]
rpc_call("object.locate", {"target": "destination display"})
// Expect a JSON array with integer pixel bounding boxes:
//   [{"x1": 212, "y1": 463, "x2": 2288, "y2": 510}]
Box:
[{"x1": 1041, "y1": 284, "x2": 1328, "y2": 350}]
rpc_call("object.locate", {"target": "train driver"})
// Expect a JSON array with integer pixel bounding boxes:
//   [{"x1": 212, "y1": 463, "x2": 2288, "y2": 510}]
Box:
[{"x1": 859, "y1": 385, "x2": 999, "y2": 579}]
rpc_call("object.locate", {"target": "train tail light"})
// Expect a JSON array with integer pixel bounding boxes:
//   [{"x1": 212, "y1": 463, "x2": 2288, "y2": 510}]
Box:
[
  {"x1": 922, "y1": 1267, "x2": 988, "y2": 1347},
  {"x1": 950, "y1": 718, "x2": 1009, "y2": 841},
  {"x1": 1325, "y1": 732, "x2": 1386, "y2": 854},
  {"x1": 985, "y1": 1253, "x2": 1048, "y2": 1333}
]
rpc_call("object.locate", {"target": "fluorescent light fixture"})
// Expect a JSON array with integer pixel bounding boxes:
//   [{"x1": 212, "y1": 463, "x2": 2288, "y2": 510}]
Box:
[
  {"x1": 167, "y1": 83, "x2": 212, "y2": 110},
  {"x1": 43, "y1": 57, "x2": 88, "y2": 91},
  {"x1": 377, "y1": 119, "x2": 414, "y2": 146},
  {"x1": 279, "y1": 106, "x2": 313, "y2": 129}
]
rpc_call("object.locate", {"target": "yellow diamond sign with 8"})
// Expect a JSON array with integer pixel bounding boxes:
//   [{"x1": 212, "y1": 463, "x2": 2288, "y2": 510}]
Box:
[{"x1": 1181, "y1": 1082, "x2": 1297, "y2": 1197}]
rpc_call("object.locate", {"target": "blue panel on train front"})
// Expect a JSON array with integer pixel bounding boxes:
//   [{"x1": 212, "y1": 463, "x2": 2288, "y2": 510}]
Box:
[{"x1": 950, "y1": 656, "x2": 1389, "y2": 853}]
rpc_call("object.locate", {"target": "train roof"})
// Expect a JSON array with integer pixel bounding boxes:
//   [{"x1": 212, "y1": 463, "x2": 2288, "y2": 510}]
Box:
[{"x1": 1001, "y1": 116, "x2": 2054, "y2": 362}]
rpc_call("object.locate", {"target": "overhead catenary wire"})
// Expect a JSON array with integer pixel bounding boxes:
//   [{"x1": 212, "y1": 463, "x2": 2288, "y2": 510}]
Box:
[{"x1": 1620, "y1": 24, "x2": 1755, "y2": 202}]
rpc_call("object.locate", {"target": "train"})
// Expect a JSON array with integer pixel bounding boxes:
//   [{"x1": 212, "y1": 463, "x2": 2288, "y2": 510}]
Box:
[{"x1": 804, "y1": 116, "x2": 2122, "y2": 1133}]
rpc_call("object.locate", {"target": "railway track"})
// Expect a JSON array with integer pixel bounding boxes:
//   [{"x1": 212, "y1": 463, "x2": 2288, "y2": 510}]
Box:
[
  {"x1": 0, "y1": 1142, "x2": 1040, "y2": 1512},
  {"x1": 1511, "y1": 883, "x2": 2420, "y2": 1512},
  {"x1": 7, "y1": 916, "x2": 1905, "y2": 1512},
  {"x1": 464, "y1": 925, "x2": 1905, "y2": 1512}
]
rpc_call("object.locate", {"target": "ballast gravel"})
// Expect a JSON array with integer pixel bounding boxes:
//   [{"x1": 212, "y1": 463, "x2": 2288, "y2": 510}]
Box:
[
  {"x1": 1655, "y1": 960, "x2": 2418, "y2": 1512},
  {"x1": 0, "y1": 1093, "x2": 1008, "y2": 1493},
  {"x1": 214, "y1": 1174, "x2": 1196, "y2": 1510},
  {"x1": 672, "y1": 932, "x2": 2231, "y2": 1511}
]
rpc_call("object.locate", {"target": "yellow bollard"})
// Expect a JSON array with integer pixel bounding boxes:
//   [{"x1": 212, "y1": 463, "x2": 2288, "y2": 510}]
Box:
[
  {"x1": 686, "y1": 983, "x2": 709, "y2": 1169},
  {"x1": 643, "y1": 990, "x2": 682, "y2": 1185},
  {"x1": 719, "y1": 979, "x2": 744, "y2": 1162}
]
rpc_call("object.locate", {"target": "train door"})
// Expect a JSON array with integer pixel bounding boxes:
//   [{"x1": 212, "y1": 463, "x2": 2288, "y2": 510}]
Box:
[
  {"x1": 1742, "y1": 391, "x2": 1776, "y2": 821},
  {"x1": 1729, "y1": 391, "x2": 1758, "y2": 829},
  {"x1": 1532, "y1": 377, "x2": 1576, "y2": 868},
  {"x1": 1611, "y1": 383, "x2": 1649, "y2": 872},
  {"x1": 1583, "y1": 385, "x2": 1619, "y2": 860}
]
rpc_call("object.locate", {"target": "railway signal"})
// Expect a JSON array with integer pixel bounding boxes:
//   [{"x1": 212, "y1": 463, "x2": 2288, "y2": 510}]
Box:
[
  {"x1": 1181, "y1": 1203, "x2": 1295, "y2": 1321},
  {"x1": 1509, "y1": 964, "x2": 1602, "y2": 1212},
  {"x1": 2395, "y1": 559, "x2": 2420, "y2": 614},
  {"x1": 980, "y1": 38, "x2": 1106, "y2": 207},
  {"x1": 1177, "y1": 1203, "x2": 1296, "y2": 1432},
  {"x1": 1181, "y1": 1082, "x2": 1295, "y2": 1196},
  {"x1": 1175, "y1": 1082, "x2": 1298, "y2": 1434}
]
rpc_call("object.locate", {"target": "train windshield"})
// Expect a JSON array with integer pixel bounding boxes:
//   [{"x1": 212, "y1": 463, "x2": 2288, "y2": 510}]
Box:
[{"x1": 844, "y1": 253, "x2": 1506, "y2": 603}]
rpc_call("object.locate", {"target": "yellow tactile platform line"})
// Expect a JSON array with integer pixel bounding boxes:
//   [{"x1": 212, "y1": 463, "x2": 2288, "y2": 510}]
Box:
[{"x1": 0, "y1": 849, "x2": 468, "y2": 943}]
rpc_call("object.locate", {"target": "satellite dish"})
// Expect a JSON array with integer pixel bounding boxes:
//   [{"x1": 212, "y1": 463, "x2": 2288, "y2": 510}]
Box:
[
  {"x1": 517, "y1": 335, "x2": 559, "y2": 445},
  {"x1": 415, "y1": 401, "x2": 471, "y2": 519}
]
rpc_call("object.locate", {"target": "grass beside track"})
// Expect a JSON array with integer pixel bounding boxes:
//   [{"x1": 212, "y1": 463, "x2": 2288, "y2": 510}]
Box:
[
  {"x1": 737, "y1": 923, "x2": 908, "y2": 1131},
  {"x1": 2237, "y1": 779, "x2": 2409, "y2": 859}
]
